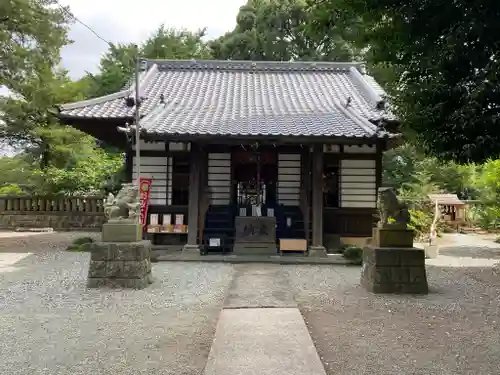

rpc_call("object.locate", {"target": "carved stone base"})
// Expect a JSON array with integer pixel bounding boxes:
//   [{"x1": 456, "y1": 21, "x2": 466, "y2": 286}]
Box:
[
  {"x1": 102, "y1": 222, "x2": 142, "y2": 242},
  {"x1": 87, "y1": 240, "x2": 153, "y2": 289},
  {"x1": 183, "y1": 244, "x2": 200, "y2": 253},
  {"x1": 372, "y1": 227, "x2": 414, "y2": 248},
  {"x1": 308, "y1": 246, "x2": 327, "y2": 257},
  {"x1": 424, "y1": 245, "x2": 439, "y2": 259},
  {"x1": 233, "y1": 242, "x2": 277, "y2": 255},
  {"x1": 361, "y1": 246, "x2": 429, "y2": 294}
]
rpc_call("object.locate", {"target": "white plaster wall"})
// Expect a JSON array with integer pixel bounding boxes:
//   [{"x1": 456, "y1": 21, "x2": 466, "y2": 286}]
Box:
[
  {"x1": 207, "y1": 153, "x2": 231, "y2": 205},
  {"x1": 323, "y1": 144, "x2": 340, "y2": 153},
  {"x1": 340, "y1": 159, "x2": 377, "y2": 208},
  {"x1": 132, "y1": 156, "x2": 167, "y2": 205},
  {"x1": 343, "y1": 145, "x2": 376, "y2": 154},
  {"x1": 131, "y1": 140, "x2": 165, "y2": 151},
  {"x1": 278, "y1": 153, "x2": 301, "y2": 206}
]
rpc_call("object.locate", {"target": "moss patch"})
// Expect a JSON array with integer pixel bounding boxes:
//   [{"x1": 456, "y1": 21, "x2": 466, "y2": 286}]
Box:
[{"x1": 67, "y1": 236, "x2": 95, "y2": 252}]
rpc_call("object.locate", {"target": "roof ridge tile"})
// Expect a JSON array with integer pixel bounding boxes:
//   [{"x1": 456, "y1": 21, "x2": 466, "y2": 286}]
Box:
[{"x1": 149, "y1": 59, "x2": 361, "y2": 73}]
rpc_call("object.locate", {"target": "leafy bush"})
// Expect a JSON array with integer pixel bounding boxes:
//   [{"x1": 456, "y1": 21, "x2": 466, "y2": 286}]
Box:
[
  {"x1": 474, "y1": 206, "x2": 500, "y2": 230},
  {"x1": 472, "y1": 159, "x2": 500, "y2": 230},
  {"x1": 31, "y1": 148, "x2": 124, "y2": 196},
  {"x1": 342, "y1": 246, "x2": 363, "y2": 265},
  {"x1": 408, "y1": 209, "x2": 434, "y2": 240},
  {"x1": 0, "y1": 184, "x2": 25, "y2": 195}
]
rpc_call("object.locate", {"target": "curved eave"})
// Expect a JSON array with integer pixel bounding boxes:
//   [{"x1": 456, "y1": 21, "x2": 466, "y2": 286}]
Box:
[
  {"x1": 122, "y1": 128, "x2": 395, "y2": 144},
  {"x1": 58, "y1": 113, "x2": 133, "y2": 149}
]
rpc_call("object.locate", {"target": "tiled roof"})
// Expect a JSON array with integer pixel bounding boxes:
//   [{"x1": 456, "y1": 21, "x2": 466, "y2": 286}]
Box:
[
  {"x1": 59, "y1": 60, "x2": 394, "y2": 138},
  {"x1": 428, "y1": 194, "x2": 466, "y2": 206}
]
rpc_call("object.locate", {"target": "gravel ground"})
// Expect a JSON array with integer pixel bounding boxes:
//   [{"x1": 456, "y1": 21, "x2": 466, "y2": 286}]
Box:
[
  {"x1": 0, "y1": 231, "x2": 102, "y2": 253},
  {"x1": 285, "y1": 262, "x2": 500, "y2": 375},
  {"x1": 2, "y1": 231, "x2": 500, "y2": 374},
  {"x1": 0, "y1": 248, "x2": 234, "y2": 375}
]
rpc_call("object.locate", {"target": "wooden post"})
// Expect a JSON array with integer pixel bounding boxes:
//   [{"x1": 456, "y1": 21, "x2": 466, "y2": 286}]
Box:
[
  {"x1": 301, "y1": 149, "x2": 311, "y2": 244},
  {"x1": 125, "y1": 150, "x2": 134, "y2": 183},
  {"x1": 198, "y1": 148, "x2": 209, "y2": 246},
  {"x1": 309, "y1": 144, "x2": 326, "y2": 256},
  {"x1": 184, "y1": 143, "x2": 202, "y2": 252}
]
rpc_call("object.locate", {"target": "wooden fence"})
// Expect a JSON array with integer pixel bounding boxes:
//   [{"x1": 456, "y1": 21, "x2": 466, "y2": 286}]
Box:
[
  {"x1": 0, "y1": 195, "x2": 106, "y2": 230},
  {"x1": 0, "y1": 195, "x2": 105, "y2": 213}
]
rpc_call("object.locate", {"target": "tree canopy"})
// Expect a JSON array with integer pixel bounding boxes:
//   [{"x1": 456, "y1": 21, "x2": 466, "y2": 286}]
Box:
[
  {"x1": 0, "y1": 7, "x2": 215, "y2": 195},
  {"x1": 86, "y1": 26, "x2": 212, "y2": 97},
  {"x1": 2, "y1": 0, "x2": 500, "y2": 221},
  {"x1": 210, "y1": 0, "x2": 356, "y2": 61},
  {"x1": 310, "y1": 0, "x2": 500, "y2": 163}
]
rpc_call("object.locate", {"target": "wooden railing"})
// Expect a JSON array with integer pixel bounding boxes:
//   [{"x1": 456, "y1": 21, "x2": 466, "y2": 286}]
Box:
[{"x1": 0, "y1": 195, "x2": 105, "y2": 214}]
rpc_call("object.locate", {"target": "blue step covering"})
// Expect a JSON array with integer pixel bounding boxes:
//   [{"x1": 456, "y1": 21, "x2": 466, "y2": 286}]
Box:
[{"x1": 201, "y1": 203, "x2": 307, "y2": 254}]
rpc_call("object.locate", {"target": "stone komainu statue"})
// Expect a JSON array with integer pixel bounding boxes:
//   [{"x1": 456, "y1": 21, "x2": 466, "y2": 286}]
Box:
[
  {"x1": 377, "y1": 187, "x2": 410, "y2": 228},
  {"x1": 104, "y1": 183, "x2": 140, "y2": 221}
]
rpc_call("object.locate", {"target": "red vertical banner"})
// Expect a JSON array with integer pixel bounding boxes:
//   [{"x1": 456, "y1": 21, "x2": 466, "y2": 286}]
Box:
[{"x1": 139, "y1": 178, "x2": 152, "y2": 229}]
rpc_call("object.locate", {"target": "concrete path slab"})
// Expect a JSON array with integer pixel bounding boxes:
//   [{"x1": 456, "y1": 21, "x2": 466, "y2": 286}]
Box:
[
  {"x1": 204, "y1": 308, "x2": 326, "y2": 375},
  {"x1": 224, "y1": 264, "x2": 296, "y2": 308}
]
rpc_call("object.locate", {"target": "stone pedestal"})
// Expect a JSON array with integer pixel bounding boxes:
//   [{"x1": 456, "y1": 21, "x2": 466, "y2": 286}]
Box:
[
  {"x1": 372, "y1": 226, "x2": 414, "y2": 248},
  {"x1": 361, "y1": 226, "x2": 428, "y2": 294},
  {"x1": 233, "y1": 216, "x2": 277, "y2": 255},
  {"x1": 424, "y1": 245, "x2": 439, "y2": 259},
  {"x1": 87, "y1": 240, "x2": 153, "y2": 289},
  {"x1": 361, "y1": 246, "x2": 428, "y2": 294},
  {"x1": 183, "y1": 244, "x2": 200, "y2": 253},
  {"x1": 308, "y1": 245, "x2": 327, "y2": 257},
  {"x1": 102, "y1": 221, "x2": 142, "y2": 242}
]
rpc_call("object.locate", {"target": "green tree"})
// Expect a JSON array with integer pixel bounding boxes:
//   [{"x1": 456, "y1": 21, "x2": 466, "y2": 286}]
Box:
[
  {"x1": 0, "y1": 0, "x2": 70, "y2": 92},
  {"x1": 0, "y1": 72, "x2": 93, "y2": 167},
  {"x1": 309, "y1": 0, "x2": 500, "y2": 163},
  {"x1": 472, "y1": 159, "x2": 500, "y2": 229},
  {"x1": 0, "y1": 0, "x2": 78, "y2": 167},
  {"x1": 383, "y1": 144, "x2": 478, "y2": 200},
  {"x1": 0, "y1": 154, "x2": 33, "y2": 193},
  {"x1": 30, "y1": 141, "x2": 124, "y2": 195},
  {"x1": 210, "y1": 0, "x2": 356, "y2": 61},
  {"x1": 87, "y1": 26, "x2": 213, "y2": 98}
]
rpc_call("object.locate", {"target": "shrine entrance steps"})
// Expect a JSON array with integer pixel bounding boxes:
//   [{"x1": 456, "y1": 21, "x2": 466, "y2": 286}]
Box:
[
  {"x1": 232, "y1": 242, "x2": 277, "y2": 255},
  {"x1": 203, "y1": 264, "x2": 326, "y2": 375}
]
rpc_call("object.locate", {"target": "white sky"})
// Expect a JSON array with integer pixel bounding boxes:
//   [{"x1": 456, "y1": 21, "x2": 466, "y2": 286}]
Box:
[{"x1": 60, "y1": 0, "x2": 246, "y2": 78}]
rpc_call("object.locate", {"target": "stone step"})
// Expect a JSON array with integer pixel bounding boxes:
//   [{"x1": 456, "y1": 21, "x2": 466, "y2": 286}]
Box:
[
  {"x1": 204, "y1": 308, "x2": 326, "y2": 375},
  {"x1": 233, "y1": 242, "x2": 278, "y2": 255}
]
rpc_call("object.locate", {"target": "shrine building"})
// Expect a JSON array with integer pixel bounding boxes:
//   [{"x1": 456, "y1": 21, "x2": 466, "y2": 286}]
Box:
[{"x1": 58, "y1": 59, "x2": 397, "y2": 255}]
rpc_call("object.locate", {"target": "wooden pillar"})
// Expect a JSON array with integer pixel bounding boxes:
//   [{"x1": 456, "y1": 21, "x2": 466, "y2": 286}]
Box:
[
  {"x1": 309, "y1": 144, "x2": 326, "y2": 255},
  {"x1": 375, "y1": 140, "x2": 384, "y2": 191},
  {"x1": 198, "y1": 148, "x2": 209, "y2": 245},
  {"x1": 125, "y1": 149, "x2": 134, "y2": 183},
  {"x1": 301, "y1": 149, "x2": 311, "y2": 244},
  {"x1": 375, "y1": 140, "x2": 385, "y2": 227},
  {"x1": 184, "y1": 143, "x2": 202, "y2": 251}
]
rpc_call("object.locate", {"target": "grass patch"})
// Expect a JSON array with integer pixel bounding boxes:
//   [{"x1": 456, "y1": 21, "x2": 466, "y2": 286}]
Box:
[
  {"x1": 341, "y1": 246, "x2": 363, "y2": 265},
  {"x1": 67, "y1": 236, "x2": 95, "y2": 252}
]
